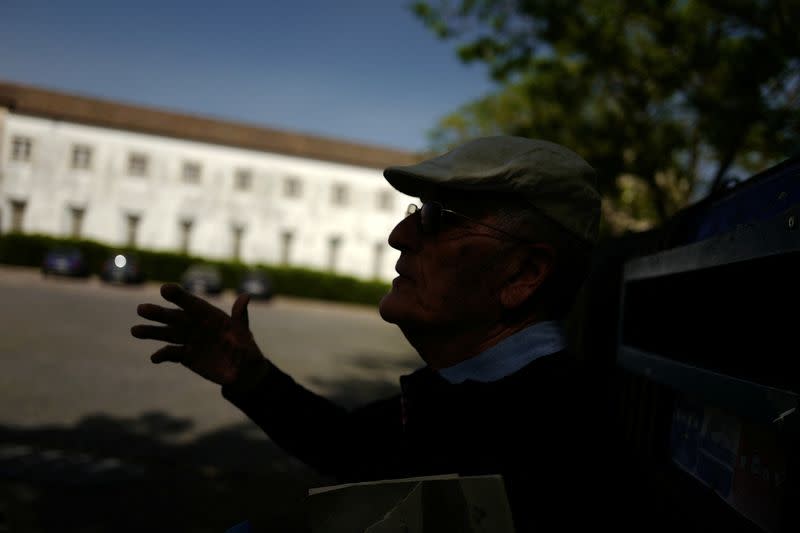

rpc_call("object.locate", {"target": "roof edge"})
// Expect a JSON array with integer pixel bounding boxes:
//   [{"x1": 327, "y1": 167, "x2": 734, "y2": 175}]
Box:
[{"x1": 0, "y1": 80, "x2": 421, "y2": 169}]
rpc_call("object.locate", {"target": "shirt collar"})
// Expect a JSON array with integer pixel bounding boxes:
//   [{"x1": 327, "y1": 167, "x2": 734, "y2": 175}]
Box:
[{"x1": 437, "y1": 321, "x2": 566, "y2": 384}]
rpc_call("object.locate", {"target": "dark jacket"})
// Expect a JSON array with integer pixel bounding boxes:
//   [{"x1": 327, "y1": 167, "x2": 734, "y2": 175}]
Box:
[{"x1": 222, "y1": 351, "x2": 614, "y2": 531}]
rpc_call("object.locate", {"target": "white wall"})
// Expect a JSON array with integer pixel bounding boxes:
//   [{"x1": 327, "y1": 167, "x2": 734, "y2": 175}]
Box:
[{"x1": 0, "y1": 111, "x2": 415, "y2": 281}]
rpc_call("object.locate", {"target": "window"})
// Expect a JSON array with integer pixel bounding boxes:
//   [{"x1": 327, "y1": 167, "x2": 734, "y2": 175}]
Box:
[
  {"x1": 11, "y1": 136, "x2": 32, "y2": 162},
  {"x1": 281, "y1": 230, "x2": 294, "y2": 265},
  {"x1": 284, "y1": 176, "x2": 302, "y2": 198},
  {"x1": 128, "y1": 153, "x2": 148, "y2": 176},
  {"x1": 373, "y1": 242, "x2": 385, "y2": 279},
  {"x1": 378, "y1": 190, "x2": 394, "y2": 211},
  {"x1": 69, "y1": 207, "x2": 85, "y2": 239},
  {"x1": 71, "y1": 145, "x2": 92, "y2": 170},
  {"x1": 232, "y1": 225, "x2": 245, "y2": 261},
  {"x1": 182, "y1": 161, "x2": 202, "y2": 184},
  {"x1": 234, "y1": 169, "x2": 252, "y2": 191},
  {"x1": 126, "y1": 214, "x2": 141, "y2": 247},
  {"x1": 179, "y1": 219, "x2": 193, "y2": 254},
  {"x1": 332, "y1": 183, "x2": 349, "y2": 206},
  {"x1": 10, "y1": 200, "x2": 26, "y2": 232},
  {"x1": 328, "y1": 235, "x2": 342, "y2": 272}
]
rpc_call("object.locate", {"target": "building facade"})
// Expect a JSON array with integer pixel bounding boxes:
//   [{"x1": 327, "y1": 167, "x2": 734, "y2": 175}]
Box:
[{"x1": 0, "y1": 82, "x2": 419, "y2": 281}]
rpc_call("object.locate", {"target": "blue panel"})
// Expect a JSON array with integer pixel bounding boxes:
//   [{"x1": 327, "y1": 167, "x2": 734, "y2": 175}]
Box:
[{"x1": 683, "y1": 158, "x2": 800, "y2": 244}]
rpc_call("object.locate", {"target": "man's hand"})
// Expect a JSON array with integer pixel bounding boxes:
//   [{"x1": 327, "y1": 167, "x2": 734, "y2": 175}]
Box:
[{"x1": 131, "y1": 283, "x2": 268, "y2": 386}]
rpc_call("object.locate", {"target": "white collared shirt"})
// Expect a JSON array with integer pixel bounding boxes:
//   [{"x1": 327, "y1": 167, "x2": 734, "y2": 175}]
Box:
[{"x1": 437, "y1": 321, "x2": 567, "y2": 384}]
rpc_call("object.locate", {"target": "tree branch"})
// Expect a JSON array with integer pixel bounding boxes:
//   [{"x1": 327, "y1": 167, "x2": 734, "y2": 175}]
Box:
[{"x1": 710, "y1": 130, "x2": 746, "y2": 192}]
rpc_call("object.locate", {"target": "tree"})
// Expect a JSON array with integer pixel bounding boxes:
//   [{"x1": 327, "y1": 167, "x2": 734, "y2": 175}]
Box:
[{"x1": 413, "y1": 0, "x2": 800, "y2": 235}]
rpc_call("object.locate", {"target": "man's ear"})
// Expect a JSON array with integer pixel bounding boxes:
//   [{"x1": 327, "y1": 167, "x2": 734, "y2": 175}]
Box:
[{"x1": 499, "y1": 243, "x2": 556, "y2": 310}]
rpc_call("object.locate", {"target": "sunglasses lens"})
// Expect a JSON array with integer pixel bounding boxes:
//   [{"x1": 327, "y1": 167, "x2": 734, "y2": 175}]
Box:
[{"x1": 420, "y1": 203, "x2": 441, "y2": 234}]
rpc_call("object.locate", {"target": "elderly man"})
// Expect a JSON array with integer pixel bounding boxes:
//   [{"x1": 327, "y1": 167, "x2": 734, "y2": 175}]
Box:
[{"x1": 132, "y1": 136, "x2": 609, "y2": 531}]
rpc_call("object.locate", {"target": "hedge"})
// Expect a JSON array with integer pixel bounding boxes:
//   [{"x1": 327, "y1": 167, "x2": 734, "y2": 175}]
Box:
[{"x1": 0, "y1": 233, "x2": 391, "y2": 307}]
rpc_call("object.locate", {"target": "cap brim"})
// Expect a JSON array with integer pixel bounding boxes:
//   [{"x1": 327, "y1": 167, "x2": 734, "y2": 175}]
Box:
[
  {"x1": 384, "y1": 163, "x2": 505, "y2": 199},
  {"x1": 383, "y1": 165, "x2": 440, "y2": 199}
]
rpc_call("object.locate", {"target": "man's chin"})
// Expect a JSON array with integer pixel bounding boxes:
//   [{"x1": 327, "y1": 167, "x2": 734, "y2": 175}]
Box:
[
  {"x1": 378, "y1": 289, "x2": 416, "y2": 325},
  {"x1": 378, "y1": 292, "x2": 401, "y2": 324}
]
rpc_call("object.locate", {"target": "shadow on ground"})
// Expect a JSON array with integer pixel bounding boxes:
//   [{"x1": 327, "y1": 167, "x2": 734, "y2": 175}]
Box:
[
  {"x1": 0, "y1": 365, "x2": 421, "y2": 533},
  {"x1": 0, "y1": 411, "x2": 328, "y2": 533}
]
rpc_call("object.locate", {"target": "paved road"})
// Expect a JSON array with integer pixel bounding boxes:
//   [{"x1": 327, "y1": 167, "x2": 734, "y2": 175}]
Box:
[
  {"x1": 0, "y1": 266, "x2": 420, "y2": 532},
  {"x1": 0, "y1": 266, "x2": 418, "y2": 433}
]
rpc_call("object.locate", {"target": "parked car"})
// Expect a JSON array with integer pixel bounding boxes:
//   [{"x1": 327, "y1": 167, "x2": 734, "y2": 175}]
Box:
[
  {"x1": 237, "y1": 269, "x2": 274, "y2": 300},
  {"x1": 100, "y1": 253, "x2": 145, "y2": 284},
  {"x1": 180, "y1": 264, "x2": 223, "y2": 295},
  {"x1": 42, "y1": 247, "x2": 90, "y2": 278}
]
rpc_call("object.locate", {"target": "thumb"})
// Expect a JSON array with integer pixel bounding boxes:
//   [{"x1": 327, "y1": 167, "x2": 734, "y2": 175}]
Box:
[{"x1": 231, "y1": 293, "x2": 251, "y2": 327}]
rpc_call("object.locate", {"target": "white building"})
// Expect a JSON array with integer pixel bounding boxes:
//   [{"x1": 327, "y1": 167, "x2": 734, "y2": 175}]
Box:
[{"x1": 0, "y1": 81, "x2": 419, "y2": 281}]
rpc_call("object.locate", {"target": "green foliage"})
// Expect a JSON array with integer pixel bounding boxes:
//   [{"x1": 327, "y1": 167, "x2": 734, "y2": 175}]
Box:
[
  {"x1": 0, "y1": 233, "x2": 109, "y2": 271},
  {"x1": 0, "y1": 233, "x2": 390, "y2": 307},
  {"x1": 259, "y1": 265, "x2": 390, "y2": 306},
  {"x1": 412, "y1": 0, "x2": 800, "y2": 235},
  {"x1": 133, "y1": 248, "x2": 200, "y2": 284}
]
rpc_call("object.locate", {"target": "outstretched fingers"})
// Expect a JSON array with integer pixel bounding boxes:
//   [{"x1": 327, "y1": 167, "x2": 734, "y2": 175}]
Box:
[
  {"x1": 160, "y1": 283, "x2": 214, "y2": 316},
  {"x1": 231, "y1": 293, "x2": 251, "y2": 327},
  {"x1": 150, "y1": 344, "x2": 186, "y2": 364},
  {"x1": 130, "y1": 325, "x2": 187, "y2": 344},
  {"x1": 137, "y1": 303, "x2": 187, "y2": 326}
]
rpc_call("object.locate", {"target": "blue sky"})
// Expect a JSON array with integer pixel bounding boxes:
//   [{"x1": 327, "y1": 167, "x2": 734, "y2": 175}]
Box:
[{"x1": 0, "y1": 0, "x2": 496, "y2": 152}]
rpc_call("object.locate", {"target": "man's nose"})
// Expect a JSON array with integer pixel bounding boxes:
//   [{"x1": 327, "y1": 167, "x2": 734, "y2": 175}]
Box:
[{"x1": 388, "y1": 211, "x2": 421, "y2": 253}]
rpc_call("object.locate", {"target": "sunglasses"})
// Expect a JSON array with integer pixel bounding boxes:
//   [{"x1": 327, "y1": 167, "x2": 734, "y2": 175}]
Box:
[{"x1": 405, "y1": 201, "x2": 528, "y2": 242}]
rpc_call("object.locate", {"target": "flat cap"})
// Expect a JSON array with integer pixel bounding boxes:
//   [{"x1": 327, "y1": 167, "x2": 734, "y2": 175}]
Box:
[{"x1": 384, "y1": 136, "x2": 601, "y2": 244}]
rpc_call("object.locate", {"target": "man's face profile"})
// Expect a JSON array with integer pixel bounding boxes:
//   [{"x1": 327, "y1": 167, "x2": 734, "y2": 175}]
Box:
[{"x1": 378, "y1": 194, "x2": 513, "y2": 335}]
